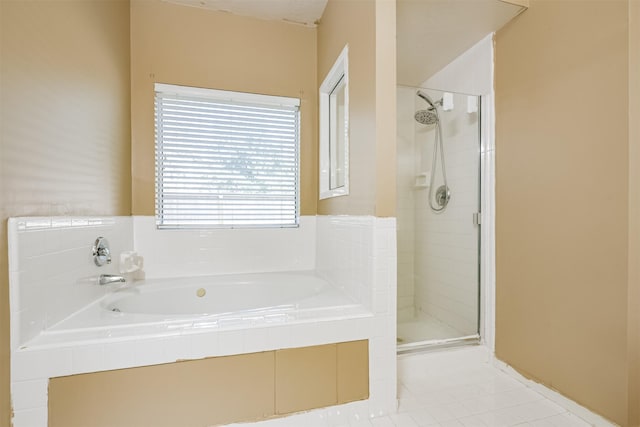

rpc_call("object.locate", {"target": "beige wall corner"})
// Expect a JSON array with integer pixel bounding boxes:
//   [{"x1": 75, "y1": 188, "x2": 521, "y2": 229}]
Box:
[
  {"x1": 495, "y1": 0, "x2": 630, "y2": 425},
  {"x1": 374, "y1": 0, "x2": 397, "y2": 218},
  {"x1": 499, "y1": 0, "x2": 529, "y2": 9},
  {"x1": 0, "y1": 1, "x2": 131, "y2": 425},
  {"x1": 130, "y1": 0, "x2": 318, "y2": 216},
  {"x1": 628, "y1": 1, "x2": 640, "y2": 425}
]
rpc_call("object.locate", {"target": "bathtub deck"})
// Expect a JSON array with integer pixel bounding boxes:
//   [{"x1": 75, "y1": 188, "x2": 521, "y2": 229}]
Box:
[{"x1": 19, "y1": 274, "x2": 371, "y2": 350}]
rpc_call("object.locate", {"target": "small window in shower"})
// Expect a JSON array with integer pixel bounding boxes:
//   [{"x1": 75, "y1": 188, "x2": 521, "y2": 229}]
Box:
[{"x1": 154, "y1": 83, "x2": 300, "y2": 229}]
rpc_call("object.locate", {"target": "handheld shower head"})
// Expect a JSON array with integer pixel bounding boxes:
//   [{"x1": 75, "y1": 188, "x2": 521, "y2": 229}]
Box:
[
  {"x1": 415, "y1": 90, "x2": 441, "y2": 125},
  {"x1": 417, "y1": 90, "x2": 438, "y2": 110}
]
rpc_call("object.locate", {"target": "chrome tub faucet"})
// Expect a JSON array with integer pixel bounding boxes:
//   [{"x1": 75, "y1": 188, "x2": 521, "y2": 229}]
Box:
[{"x1": 99, "y1": 274, "x2": 126, "y2": 285}]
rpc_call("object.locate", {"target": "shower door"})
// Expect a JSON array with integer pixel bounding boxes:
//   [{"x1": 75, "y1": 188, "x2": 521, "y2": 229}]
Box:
[{"x1": 396, "y1": 85, "x2": 481, "y2": 350}]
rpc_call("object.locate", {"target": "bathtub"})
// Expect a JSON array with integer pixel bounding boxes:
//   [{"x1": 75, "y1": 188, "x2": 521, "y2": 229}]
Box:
[
  {"x1": 103, "y1": 272, "x2": 343, "y2": 316},
  {"x1": 26, "y1": 271, "x2": 369, "y2": 349}
]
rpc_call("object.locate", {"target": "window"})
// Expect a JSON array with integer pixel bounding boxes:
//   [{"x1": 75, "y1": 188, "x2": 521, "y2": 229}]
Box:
[
  {"x1": 155, "y1": 84, "x2": 300, "y2": 228},
  {"x1": 319, "y1": 44, "x2": 349, "y2": 200}
]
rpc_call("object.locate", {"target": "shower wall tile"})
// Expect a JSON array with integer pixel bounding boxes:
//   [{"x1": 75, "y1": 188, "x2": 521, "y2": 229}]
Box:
[
  {"x1": 7, "y1": 216, "x2": 134, "y2": 350},
  {"x1": 133, "y1": 216, "x2": 316, "y2": 279},
  {"x1": 413, "y1": 91, "x2": 480, "y2": 336}
]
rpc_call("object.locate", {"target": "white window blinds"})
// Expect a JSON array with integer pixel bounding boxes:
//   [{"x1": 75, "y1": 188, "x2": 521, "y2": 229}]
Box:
[{"x1": 155, "y1": 84, "x2": 300, "y2": 229}]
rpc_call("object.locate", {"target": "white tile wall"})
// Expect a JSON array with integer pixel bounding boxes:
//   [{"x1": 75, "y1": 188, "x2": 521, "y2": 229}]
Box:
[
  {"x1": 316, "y1": 215, "x2": 398, "y2": 416},
  {"x1": 8, "y1": 216, "x2": 133, "y2": 350},
  {"x1": 316, "y1": 216, "x2": 375, "y2": 308},
  {"x1": 133, "y1": 216, "x2": 316, "y2": 279},
  {"x1": 9, "y1": 215, "x2": 398, "y2": 426}
]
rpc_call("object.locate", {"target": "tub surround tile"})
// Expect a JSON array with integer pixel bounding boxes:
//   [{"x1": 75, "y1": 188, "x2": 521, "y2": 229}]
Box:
[
  {"x1": 8, "y1": 216, "x2": 134, "y2": 350},
  {"x1": 133, "y1": 215, "x2": 317, "y2": 279},
  {"x1": 101, "y1": 341, "x2": 136, "y2": 371},
  {"x1": 71, "y1": 344, "x2": 106, "y2": 375},
  {"x1": 190, "y1": 331, "x2": 221, "y2": 359},
  {"x1": 10, "y1": 379, "x2": 48, "y2": 411},
  {"x1": 218, "y1": 330, "x2": 245, "y2": 356},
  {"x1": 12, "y1": 347, "x2": 73, "y2": 382},
  {"x1": 11, "y1": 408, "x2": 47, "y2": 427},
  {"x1": 315, "y1": 215, "x2": 398, "y2": 418},
  {"x1": 9, "y1": 215, "x2": 398, "y2": 427},
  {"x1": 242, "y1": 327, "x2": 271, "y2": 353}
]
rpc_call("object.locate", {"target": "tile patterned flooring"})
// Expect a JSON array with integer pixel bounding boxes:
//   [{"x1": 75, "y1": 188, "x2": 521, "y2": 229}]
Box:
[
  {"x1": 392, "y1": 347, "x2": 598, "y2": 427},
  {"x1": 230, "y1": 346, "x2": 612, "y2": 427}
]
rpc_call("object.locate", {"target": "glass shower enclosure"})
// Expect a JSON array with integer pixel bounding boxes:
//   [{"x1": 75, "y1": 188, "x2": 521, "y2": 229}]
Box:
[{"x1": 396, "y1": 85, "x2": 481, "y2": 351}]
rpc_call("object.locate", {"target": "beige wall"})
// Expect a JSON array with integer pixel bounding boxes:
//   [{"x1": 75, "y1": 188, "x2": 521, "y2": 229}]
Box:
[
  {"x1": 628, "y1": 1, "x2": 640, "y2": 425},
  {"x1": 495, "y1": 1, "x2": 636, "y2": 425},
  {"x1": 374, "y1": 0, "x2": 397, "y2": 218},
  {"x1": 49, "y1": 341, "x2": 368, "y2": 426},
  {"x1": 50, "y1": 352, "x2": 277, "y2": 427},
  {"x1": 130, "y1": 0, "x2": 318, "y2": 216},
  {"x1": 317, "y1": 0, "x2": 396, "y2": 217},
  {"x1": 0, "y1": 1, "x2": 131, "y2": 424}
]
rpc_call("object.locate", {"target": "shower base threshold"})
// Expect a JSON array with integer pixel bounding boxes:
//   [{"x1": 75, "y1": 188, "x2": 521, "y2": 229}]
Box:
[{"x1": 397, "y1": 334, "x2": 480, "y2": 354}]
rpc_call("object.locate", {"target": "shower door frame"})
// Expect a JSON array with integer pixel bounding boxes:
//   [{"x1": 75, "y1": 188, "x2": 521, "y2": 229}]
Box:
[{"x1": 397, "y1": 89, "x2": 496, "y2": 354}]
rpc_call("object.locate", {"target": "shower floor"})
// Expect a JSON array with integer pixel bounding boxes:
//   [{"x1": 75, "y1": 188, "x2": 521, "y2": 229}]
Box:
[{"x1": 397, "y1": 312, "x2": 464, "y2": 345}]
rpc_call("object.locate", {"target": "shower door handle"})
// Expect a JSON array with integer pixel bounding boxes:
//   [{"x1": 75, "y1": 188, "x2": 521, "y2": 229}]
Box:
[{"x1": 473, "y1": 212, "x2": 482, "y2": 226}]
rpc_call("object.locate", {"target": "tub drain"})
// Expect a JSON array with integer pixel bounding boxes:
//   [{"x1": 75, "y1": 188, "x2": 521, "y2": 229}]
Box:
[
  {"x1": 111, "y1": 307, "x2": 121, "y2": 312},
  {"x1": 196, "y1": 288, "x2": 206, "y2": 298}
]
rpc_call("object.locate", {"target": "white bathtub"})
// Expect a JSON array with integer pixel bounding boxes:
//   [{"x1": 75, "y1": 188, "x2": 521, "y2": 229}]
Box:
[
  {"x1": 26, "y1": 271, "x2": 368, "y2": 349},
  {"x1": 103, "y1": 273, "x2": 337, "y2": 316}
]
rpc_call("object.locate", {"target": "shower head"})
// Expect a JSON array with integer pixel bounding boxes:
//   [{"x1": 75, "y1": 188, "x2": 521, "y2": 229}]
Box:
[
  {"x1": 414, "y1": 109, "x2": 438, "y2": 125},
  {"x1": 417, "y1": 90, "x2": 439, "y2": 110}
]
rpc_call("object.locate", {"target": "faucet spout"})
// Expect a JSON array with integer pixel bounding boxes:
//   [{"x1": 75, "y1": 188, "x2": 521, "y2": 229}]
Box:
[{"x1": 99, "y1": 274, "x2": 126, "y2": 285}]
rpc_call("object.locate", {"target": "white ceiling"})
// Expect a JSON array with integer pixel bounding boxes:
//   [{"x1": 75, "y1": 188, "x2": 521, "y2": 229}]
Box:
[{"x1": 164, "y1": 0, "x2": 328, "y2": 27}]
